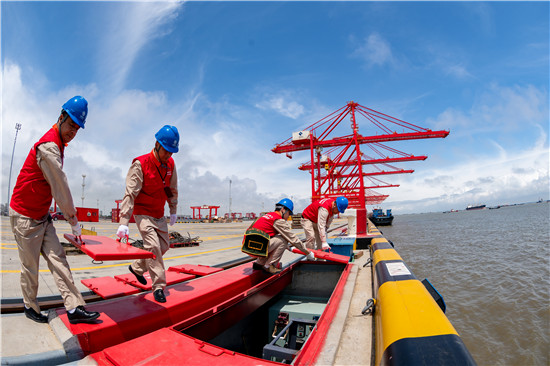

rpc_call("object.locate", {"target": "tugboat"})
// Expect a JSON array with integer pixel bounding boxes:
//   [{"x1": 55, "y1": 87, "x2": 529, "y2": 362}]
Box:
[{"x1": 369, "y1": 208, "x2": 394, "y2": 226}]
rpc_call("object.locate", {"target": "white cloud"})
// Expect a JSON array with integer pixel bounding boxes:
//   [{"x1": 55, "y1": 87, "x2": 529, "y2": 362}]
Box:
[
  {"x1": 97, "y1": 1, "x2": 183, "y2": 94},
  {"x1": 376, "y1": 83, "x2": 549, "y2": 213},
  {"x1": 444, "y1": 64, "x2": 473, "y2": 79},
  {"x1": 255, "y1": 94, "x2": 305, "y2": 120},
  {"x1": 385, "y1": 124, "x2": 549, "y2": 213},
  {"x1": 352, "y1": 32, "x2": 394, "y2": 67},
  {"x1": 429, "y1": 83, "x2": 549, "y2": 135},
  {"x1": 1, "y1": 62, "x2": 314, "y2": 216}
]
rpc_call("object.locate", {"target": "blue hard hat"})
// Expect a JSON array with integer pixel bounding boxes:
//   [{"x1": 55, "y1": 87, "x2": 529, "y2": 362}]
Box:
[
  {"x1": 276, "y1": 198, "x2": 294, "y2": 215},
  {"x1": 155, "y1": 125, "x2": 179, "y2": 153},
  {"x1": 62, "y1": 96, "x2": 88, "y2": 129},
  {"x1": 336, "y1": 196, "x2": 348, "y2": 213}
]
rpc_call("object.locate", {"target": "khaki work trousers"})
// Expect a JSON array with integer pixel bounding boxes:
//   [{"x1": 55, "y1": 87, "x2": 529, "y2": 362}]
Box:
[
  {"x1": 131, "y1": 215, "x2": 170, "y2": 291},
  {"x1": 10, "y1": 209, "x2": 85, "y2": 313},
  {"x1": 301, "y1": 218, "x2": 323, "y2": 250},
  {"x1": 254, "y1": 234, "x2": 287, "y2": 267}
]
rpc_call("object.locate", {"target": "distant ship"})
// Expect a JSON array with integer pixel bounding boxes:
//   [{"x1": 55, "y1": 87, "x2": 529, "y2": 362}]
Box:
[
  {"x1": 466, "y1": 204, "x2": 486, "y2": 210},
  {"x1": 369, "y1": 208, "x2": 394, "y2": 225}
]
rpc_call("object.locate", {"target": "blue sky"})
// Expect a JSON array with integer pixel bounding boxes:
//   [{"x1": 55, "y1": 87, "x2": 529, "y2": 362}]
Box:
[{"x1": 1, "y1": 1, "x2": 548, "y2": 216}]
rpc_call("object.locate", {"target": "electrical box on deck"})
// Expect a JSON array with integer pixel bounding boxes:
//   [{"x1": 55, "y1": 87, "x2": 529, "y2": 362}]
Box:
[{"x1": 268, "y1": 296, "x2": 327, "y2": 347}]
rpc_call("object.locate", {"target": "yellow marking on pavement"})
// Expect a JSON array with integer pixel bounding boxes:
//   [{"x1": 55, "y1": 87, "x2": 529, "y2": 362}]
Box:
[
  {"x1": 1, "y1": 247, "x2": 17, "y2": 250},
  {"x1": 201, "y1": 234, "x2": 241, "y2": 241},
  {"x1": 1, "y1": 245, "x2": 242, "y2": 273}
]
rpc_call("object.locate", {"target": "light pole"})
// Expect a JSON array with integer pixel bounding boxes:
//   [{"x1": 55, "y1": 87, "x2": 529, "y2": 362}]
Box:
[
  {"x1": 7, "y1": 123, "x2": 22, "y2": 213},
  {"x1": 229, "y1": 179, "x2": 232, "y2": 218},
  {"x1": 81, "y1": 174, "x2": 86, "y2": 207}
]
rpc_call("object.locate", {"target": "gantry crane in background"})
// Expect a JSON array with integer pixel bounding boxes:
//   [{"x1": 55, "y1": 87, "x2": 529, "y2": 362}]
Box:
[{"x1": 272, "y1": 101, "x2": 449, "y2": 212}]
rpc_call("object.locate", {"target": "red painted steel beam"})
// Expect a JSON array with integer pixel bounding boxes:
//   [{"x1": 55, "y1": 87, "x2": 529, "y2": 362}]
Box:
[
  {"x1": 272, "y1": 130, "x2": 449, "y2": 154},
  {"x1": 319, "y1": 170, "x2": 414, "y2": 179},
  {"x1": 298, "y1": 155, "x2": 427, "y2": 170},
  {"x1": 364, "y1": 184, "x2": 400, "y2": 189}
]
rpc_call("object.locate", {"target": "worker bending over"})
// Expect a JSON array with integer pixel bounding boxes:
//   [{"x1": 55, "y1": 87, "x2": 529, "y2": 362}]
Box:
[
  {"x1": 242, "y1": 199, "x2": 314, "y2": 274},
  {"x1": 117, "y1": 125, "x2": 179, "y2": 303},
  {"x1": 10, "y1": 96, "x2": 100, "y2": 324},
  {"x1": 301, "y1": 196, "x2": 348, "y2": 251}
]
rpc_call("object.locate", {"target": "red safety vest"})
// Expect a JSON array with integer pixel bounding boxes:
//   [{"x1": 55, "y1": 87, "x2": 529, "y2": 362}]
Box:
[
  {"x1": 133, "y1": 152, "x2": 174, "y2": 219},
  {"x1": 10, "y1": 127, "x2": 65, "y2": 220},
  {"x1": 301, "y1": 198, "x2": 335, "y2": 223},
  {"x1": 251, "y1": 211, "x2": 282, "y2": 237}
]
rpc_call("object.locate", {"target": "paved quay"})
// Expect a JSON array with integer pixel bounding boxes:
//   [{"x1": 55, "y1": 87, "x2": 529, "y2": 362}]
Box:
[
  {"x1": 0, "y1": 216, "x2": 367, "y2": 365},
  {"x1": 1, "y1": 216, "x2": 260, "y2": 299},
  {"x1": 0, "y1": 216, "x2": 370, "y2": 365}
]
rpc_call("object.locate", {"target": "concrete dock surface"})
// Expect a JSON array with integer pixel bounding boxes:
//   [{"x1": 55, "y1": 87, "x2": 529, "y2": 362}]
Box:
[{"x1": 0, "y1": 216, "x2": 372, "y2": 365}]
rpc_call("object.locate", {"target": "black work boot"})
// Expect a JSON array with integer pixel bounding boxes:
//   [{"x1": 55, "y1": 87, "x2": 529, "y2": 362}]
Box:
[
  {"x1": 24, "y1": 307, "x2": 48, "y2": 323},
  {"x1": 252, "y1": 262, "x2": 264, "y2": 271},
  {"x1": 68, "y1": 306, "x2": 100, "y2": 324},
  {"x1": 153, "y1": 289, "x2": 166, "y2": 303},
  {"x1": 129, "y1": 265, "x2": 147, "y2": 285},
  {"x1": 263, "y1": 265, "x2": 282, "y2": 275}
]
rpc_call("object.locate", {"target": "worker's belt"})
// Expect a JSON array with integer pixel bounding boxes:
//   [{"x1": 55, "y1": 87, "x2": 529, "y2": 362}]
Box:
[{"x1": 241, "y1": 228, "x2": 270, "y2": 257}]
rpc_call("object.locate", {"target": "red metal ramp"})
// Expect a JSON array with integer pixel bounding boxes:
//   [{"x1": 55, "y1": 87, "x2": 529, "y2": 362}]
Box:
[
  {"x1": 64, "y1": 234, "x2": 155, "y2": 261},
  {"x1": 115, "y1": 271, "x2": 195, "y2": 290},
  {"x1": 291, "y1": 248, "x2": 350, "y2": 264},
  {"x1": 56, "y1": 262, "x2": 275, "y2": 354},
  {"x1": 94, "y1": 328, "x2": 280, "y2": 366},
  {"x1": 81, "y1": 277, "x2": 141, "y2": 299},
  {"x1": 168, "y1": 264, "x2": 223, "y2": 276}
]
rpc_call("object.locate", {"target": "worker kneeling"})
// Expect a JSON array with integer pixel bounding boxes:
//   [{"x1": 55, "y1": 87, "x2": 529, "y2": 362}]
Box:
[{"x1": 242, "y1": 199, "x2": 314, "y2": 274}]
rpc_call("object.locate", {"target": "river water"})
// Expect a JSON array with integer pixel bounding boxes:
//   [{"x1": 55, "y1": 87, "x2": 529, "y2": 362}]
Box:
[{"x1": 378, "y1": 202, "x2": 549, "y2": 366}]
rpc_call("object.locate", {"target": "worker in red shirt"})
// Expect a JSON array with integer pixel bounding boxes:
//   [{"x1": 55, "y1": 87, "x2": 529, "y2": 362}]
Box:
[
  {"x1": 9, "y1": 96, "x2": 100, "y2": 324},
  {"x1": 244, "y1": 199, "x2": 314, "y2": 274},
  {"x1": 301, "y1": 196, "x2": 348, "y2": 251},
  {"x1": 116, "y1": 125, "x2": 179, "y2": 303}
]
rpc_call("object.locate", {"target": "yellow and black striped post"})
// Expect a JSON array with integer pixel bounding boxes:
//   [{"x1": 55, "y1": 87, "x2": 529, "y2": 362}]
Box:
[{"x1": 369, "y1": 225, "x2": 476, "y2": 365}]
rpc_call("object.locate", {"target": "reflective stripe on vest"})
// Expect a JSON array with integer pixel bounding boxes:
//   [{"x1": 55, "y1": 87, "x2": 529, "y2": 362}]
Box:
[
  {"x1": 133, "y1": 152, "x2": 174, "y2": 219},
  {"x1": 301, "y1": 198, "x2": 335, "y2": 223},
  {"x1": 10, "y1": 128, "x2": 64, "y2": 220}
]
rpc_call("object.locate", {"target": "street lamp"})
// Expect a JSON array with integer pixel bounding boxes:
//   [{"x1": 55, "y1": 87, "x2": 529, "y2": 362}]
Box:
[
  {"x1": 81, "y1": 174, "x2": 86, "y2": 207},
  {"x1": 229, "y1": 179, "x2": 232, "y2": 218}
]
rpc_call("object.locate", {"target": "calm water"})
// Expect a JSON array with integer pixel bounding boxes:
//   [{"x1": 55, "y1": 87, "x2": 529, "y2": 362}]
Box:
[{"x1": 379, "y1": 202, "x2": 550, "y2": 366}]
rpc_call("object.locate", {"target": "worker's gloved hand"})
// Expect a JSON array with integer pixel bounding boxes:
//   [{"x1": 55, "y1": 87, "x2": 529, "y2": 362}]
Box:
[
  {"x1": 321, "y1": 242, "x2": 330, "y2": 251},
  {"x1": 306, "y1": 252, "x2": 315, "y2": 261},
  {"x1": 116, "y1": 225, "x2": 129, "y2": 239},
  {"x1": 71, "y1": 222, "x2": 81, "y2": 237},
  {"x1": 67, "y1": 215, "x2": 78, "y2": 227},
  {"x1": 169, "y1": 214, "x2": 177, "y2": 226}
]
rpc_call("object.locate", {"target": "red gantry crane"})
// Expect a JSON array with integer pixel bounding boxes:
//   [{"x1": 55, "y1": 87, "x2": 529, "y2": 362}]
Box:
[{"x1": 272, "y1": 101, "x2": 449, "y2": 233}]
